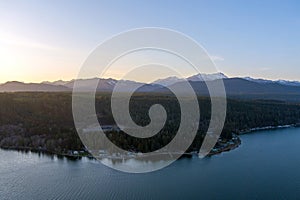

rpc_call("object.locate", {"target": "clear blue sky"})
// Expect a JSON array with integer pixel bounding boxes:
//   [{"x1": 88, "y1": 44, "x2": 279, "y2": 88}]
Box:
[{"x1": 0, "y1": 0, "x2": 299, "y2": 82}]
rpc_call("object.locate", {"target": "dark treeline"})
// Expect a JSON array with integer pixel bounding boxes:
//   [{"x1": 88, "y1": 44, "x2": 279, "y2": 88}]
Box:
[{"x1": 1, "y1": 92, "x2": 300, "y2": 155}]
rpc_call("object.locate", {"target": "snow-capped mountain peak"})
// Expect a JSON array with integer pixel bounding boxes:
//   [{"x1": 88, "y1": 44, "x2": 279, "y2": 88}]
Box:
[
  {"x1": 276, "y1": 80, "x2": 300, "y2": 87},
  {"x1": 41, "y1": 80, "x2": 71, "y2": 86},
  {"x1": 242, "y1": 77, "x2": 300, "y2": 87},
  {"x1": 152, "y1": 76, "x2": 185, "y2": 86},
  {"x1": 187, "y1": 72, "x2": 228, "y2": 82},
  {"x1": 242, "y1": 77, "x2": 273, "y2": 84},
  {"x1": 151, "y1": 72, "x2": 228, "y2": 86}
]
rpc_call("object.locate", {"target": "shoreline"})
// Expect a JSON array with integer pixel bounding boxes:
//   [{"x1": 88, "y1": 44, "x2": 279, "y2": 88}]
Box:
[
  {"x1": 209, "y1": 123, "x2": 300, "y2": 156},
  {"x1": 208, "y1": 136, "x2": 241, "y2": 156},
  {"x1": 238, "y1": 123, "x2": 299, "y2": 135},
  {"x1": 1, "y1": 124, "x2": 298, "y2": 160},
  {"x1": 0, "y1": 146, "x2": 92, "y2": 159},
  {"x1": 0, "y1": 139, "x2": 242, "y2": 160},
  {"x1": 207, "y1": 123, "x2": 300, "y2": 157}
]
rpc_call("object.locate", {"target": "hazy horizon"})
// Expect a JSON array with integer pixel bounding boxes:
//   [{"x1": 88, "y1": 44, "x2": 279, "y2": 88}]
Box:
[
  {"x1": 0, "y1": 0, "x2": 300, "y2": 83},
  {"x1": 2, "y1": 71, "x2": 300, "y2": 85}
]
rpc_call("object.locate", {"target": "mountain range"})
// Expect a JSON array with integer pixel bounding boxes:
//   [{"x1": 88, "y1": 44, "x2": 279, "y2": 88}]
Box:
[{"x1": 1, "y1": 72, "x2": 300, "y2": 101}]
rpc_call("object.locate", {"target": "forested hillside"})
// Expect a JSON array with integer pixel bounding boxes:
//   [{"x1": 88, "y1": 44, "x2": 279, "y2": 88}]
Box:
[{"x1": 1, "y1": 92, "x2": 300, "y2": 155}]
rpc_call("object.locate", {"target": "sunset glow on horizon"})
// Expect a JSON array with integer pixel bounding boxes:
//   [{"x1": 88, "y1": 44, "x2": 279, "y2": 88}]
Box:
[{"x1": 1, "y1": 0, "x2": 300, "y2": 83}]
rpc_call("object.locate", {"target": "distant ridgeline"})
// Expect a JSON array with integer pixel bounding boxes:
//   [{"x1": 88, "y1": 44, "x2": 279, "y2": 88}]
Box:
[
  {"x1": 2, "y1": 74, "x2": 300, "y2": 102},
  {"x1": 0, "y1": 92, "x2": 300, "y2": 156}
]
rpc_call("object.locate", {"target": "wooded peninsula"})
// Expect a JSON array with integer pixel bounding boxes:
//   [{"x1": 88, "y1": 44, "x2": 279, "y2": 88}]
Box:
[{"x1": 1, "y1": 92, "x2": 300, "y2": 158}]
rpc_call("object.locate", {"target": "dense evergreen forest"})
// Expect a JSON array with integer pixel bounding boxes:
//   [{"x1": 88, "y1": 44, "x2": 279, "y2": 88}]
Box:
[{"x1": 1, "y1": 92, "x2": 300, "y2": 155}]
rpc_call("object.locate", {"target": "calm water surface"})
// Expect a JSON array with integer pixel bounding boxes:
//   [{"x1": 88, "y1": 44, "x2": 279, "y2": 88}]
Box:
[{"x1": 1, "y1": 127, "x2": 300, "y2": 199}]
